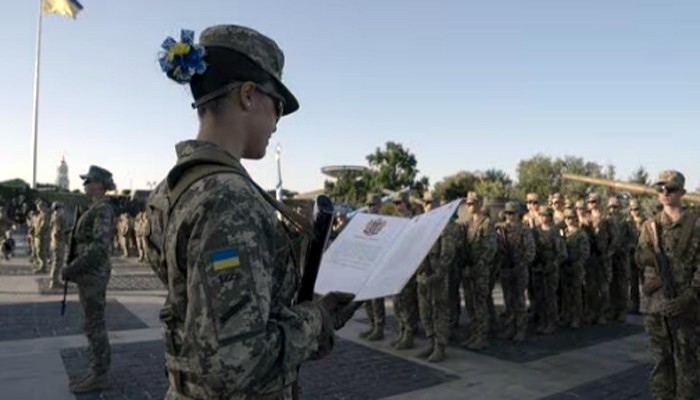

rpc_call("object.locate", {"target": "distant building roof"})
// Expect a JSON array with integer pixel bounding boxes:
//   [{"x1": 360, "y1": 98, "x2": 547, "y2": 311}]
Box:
[{"x1": 321, "y1": 165, "x2": 368, "y2": 179}]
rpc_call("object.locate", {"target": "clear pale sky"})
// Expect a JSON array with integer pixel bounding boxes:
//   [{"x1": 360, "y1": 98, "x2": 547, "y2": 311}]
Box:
[{"x1": 3, "y1": 0, "x2": 699, "y2": 193}]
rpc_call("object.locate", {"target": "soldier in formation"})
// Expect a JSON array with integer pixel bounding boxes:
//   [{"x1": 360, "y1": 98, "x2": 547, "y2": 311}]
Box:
[
  {"x1": 134, "y1": 212, "x2": 148, "y2": 262},
  {"x1": 48, "y1": 202, "x2": 69, "y2": 289},
  {"x1": 560, "y1": 208, "x2": 589, "y2": 328},
  {"x1": 117, "y1": 213, "x2": 133, "y2": 257},
  {"x1": 628, "y1": 199, "x2": 646, "y2": 313},
  {"x1": 391, "y1": 191, "x2": 419, "y2": 350},
  {"x1": 359, "y1": 194, "x2": 387, "y2": 342},
  {"x1": 31, "y1": 201, "x2": 51, "y2": 273},
  {"x1": 532, "y1": 206, "x2": 567, "y2": 335}
]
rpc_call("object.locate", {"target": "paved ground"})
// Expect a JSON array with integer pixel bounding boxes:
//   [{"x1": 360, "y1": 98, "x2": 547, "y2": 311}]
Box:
[{"x1": 0, "y1": 256, "x2": 654, "y2": 400}]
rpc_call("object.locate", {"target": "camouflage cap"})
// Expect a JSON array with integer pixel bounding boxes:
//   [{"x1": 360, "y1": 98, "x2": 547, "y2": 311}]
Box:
[
  {"x1": 563, "y1": 199, "x2": 573, "y2": 209},
  {"x1": 574, "y1": 200, "x2": 586, "y2": 209},
  {"x1": 629, "y1": 199, "x2": 640, "y2": 209},
  {"x1": 551, "y1": 193, "x2": 563, "y2": 201},
  {"x1": 199, "y1": 25, "x2": 299, "y2": 115},
  {"x1": 423, "y1": 191, "x2": 434, "y2": 202},
  {"x1": 587, "y1": 192, "x2": 601, "y2": 202},
  {"x1": 538, "y1": 205, "x2": 554, "y2": 216},
  {"x1": 653, "y1": 170, "x2": 685, "y2": 190},
  {"x1": 504, "y1": 201, "x2": 519, "y2": 213},
  {"x1": 563, "y1": 208, "x2": 577, "y2": 218},
  {"x1": 365, "y1": 193, "x2": 381, "y2": 206},
  {"x1": 466, "y1": 191, "x2": 481, "y2": 203},
  {"x1": 526, "y1": 193, "x2": 539, "y2": 202},
  {"x1": 80, "y1": 165, "x2": 116, "y2": 191},
  {"x1": 607, "y1": 196, "x2": 620, "y2": 207}
]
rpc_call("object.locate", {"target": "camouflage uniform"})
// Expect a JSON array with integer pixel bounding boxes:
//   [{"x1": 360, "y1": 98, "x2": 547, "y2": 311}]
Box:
[
  {"x1": 118, "y1": 214, "x2": 131, "y2": 257},
  {"x1": 33, "y1": 202, "x2": 51, "y2": 272},
  {"x1": 608, "y1": 197, "x2": 632, "y2": 321},
  {"x1": 560, "y1": 210, "x2": 590, "y2": 328},
  {"x1": 49, "y1": 203, "x2": 69, "y2": 287},
  {"x1": 360, "y1": 194, "x2": 386, "y2": 342},
  {"x1": 462, "y1": 192, "x2": 496, "y2": 349},
  {"x1": 145, "y1": 139, "x2": 345, "y2": 400},
  {"x1": 628, "y1": 199, "x2": 646, "y2": 313},
  {"x1": 532, "y1": 206, "x2": 567, "y2": 334},
  {"x1": 637, "y1": 171, "x2": 699, "y2": 400},
  {"x1": 583, "y1": 193, "x2": 615, "y2": 325},
  {"x1": 62, "y1": 166, "x2": 117, "y2": 388},
  {"x1": 496, "y1": 202, "x2": 535, "y2": 342},
  {"x1": 135, "y1": 212, "x2": 147, "y2": 261},
  {"x1": 417, "y1": 215, "x2": 463, "y2": 362},
  {"x1": 392, "y1": 192, "x2": 418, "y2": 350}
]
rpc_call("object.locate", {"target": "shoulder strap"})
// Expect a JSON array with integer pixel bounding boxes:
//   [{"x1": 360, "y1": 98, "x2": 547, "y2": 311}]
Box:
[
  {"x1": 678, "y1": 213, "x2": 698, "y2": 256},
  {"x1": 168, "y1": 164, "x2": 240, "y2": 214}
]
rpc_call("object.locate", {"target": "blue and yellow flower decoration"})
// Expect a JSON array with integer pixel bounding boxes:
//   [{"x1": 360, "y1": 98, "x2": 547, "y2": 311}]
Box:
[{"x1": 159, "y1": 29, "x2": 207, "y2": 84}]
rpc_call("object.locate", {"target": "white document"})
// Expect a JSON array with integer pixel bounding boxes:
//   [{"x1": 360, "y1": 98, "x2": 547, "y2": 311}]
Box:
[{"x1": 314, "y1": 199, "x2": 463, "y2": 301}]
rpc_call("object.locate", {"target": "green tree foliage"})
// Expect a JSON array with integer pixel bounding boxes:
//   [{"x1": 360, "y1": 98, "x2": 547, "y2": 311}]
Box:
[
  {"x1": 474, "y1": 169, "x2": 513, "y2": 199},
  {"x1": 517, "y1": 155, "x2": 607, "y2": 201},
  {"x1": 366, "y1": 141, "x2": 430, "y2": 196},
  {"x1": 516, "y1": 154, "x2": 556, "y2": 199},
  {"x1": 628, "y1": 166, "x2": 650, "y2": 186},
  {"x1": 323, "y1": 170, "x2": 373, "y2": 206},
  {"x1": 434, "y1": 171, "x2": 477, "y2": 201}
]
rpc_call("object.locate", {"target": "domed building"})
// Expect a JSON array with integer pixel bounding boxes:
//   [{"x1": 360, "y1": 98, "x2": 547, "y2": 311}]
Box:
[{"x1": 56, "y1": 156, "x2": 69, "y2": 190}]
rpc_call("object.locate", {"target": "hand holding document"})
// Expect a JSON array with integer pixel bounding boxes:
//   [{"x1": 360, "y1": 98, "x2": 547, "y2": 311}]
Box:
[{"x1": 314, "y1": 199, "x2": 462, "y2": 301}]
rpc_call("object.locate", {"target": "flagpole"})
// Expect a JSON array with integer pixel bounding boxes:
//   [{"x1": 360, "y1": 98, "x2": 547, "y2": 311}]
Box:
[
  {"x1": 275, "y1": 144, "x2": 283, "y2": 202},
  {"x1": 31, "y1": 0, "x2": 43, "y2": 189}
]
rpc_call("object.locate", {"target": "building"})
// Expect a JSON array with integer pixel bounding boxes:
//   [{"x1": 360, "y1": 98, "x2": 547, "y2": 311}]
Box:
[{"x1": 56, "y1": 156, "x2": 69, "y2": 191}]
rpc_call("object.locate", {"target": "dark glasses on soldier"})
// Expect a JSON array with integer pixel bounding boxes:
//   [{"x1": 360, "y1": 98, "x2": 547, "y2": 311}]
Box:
[
  {"x1": 192, "y1": 81, "x2": 284, "y2": 119},
  {"x1": 466, "y1": 202, "x2": 475, "y2": 206},
  {"x1": 656, "y1": 186, "x2": 679, "y2": 195},
  {"x1": 254, "y1": 84, "x2": 284, "y2": 120},
  {"x1": 527, "y1": 201, "x2": 538, "y2": 204},
  {"x1": 587, "y1": 200, "x2": 597, "y2": 204},
  {"x1": 630, "y1": 208, "x2": 640, "y2": 212}
]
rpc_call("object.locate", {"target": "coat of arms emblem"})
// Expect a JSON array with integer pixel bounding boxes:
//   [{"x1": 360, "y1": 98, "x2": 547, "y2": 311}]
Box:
[{"x1": 363, "y1": 218, "x2": 387, "y2": 236}]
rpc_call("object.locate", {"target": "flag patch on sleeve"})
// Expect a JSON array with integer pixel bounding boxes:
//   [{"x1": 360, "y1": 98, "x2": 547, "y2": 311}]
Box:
[{"x1": 210, "y1": 248, "x2": 241, "y2": 271}]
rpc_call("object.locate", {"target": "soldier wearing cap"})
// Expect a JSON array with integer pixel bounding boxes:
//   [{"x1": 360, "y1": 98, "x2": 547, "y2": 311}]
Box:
[
  {"x1": 560, "y1": 208, "x2": 590, "y2": 328},
  {"x1": 637, "y1": 170, "x2": 700, "y2": 399},
  {"x1": 607, "y1": 196, "x2": 632, "y2": 322},
  {"x1": 48, "y1": 201, "x2": 69, "y2": 289},
  {"x1": 531, "y1": 206, "x2": 567, "y2": 335},
  {"x1": 391, "y1": 190, "x2": 419, "y2": 350},
  {"x1": 628, "y1": 198, "x2": 646, "y2": 313},
  {"x1": 584, "y1": 192, "x2": 616, "y2": 325},
  {"x1": 359, "y1": 193, "x2": 387, "y2": 342},
  {"x1": 522, "y1": 193, "x2": 540, "y2": 229},
  {"x1": 146, "y1": 25, "x2": 357, "y2": 400},
  {"x1": 61, "y1": 165, "x2": 117, "y2": 392},
  {"x1": 415, "y1": 192, "x2": 462, "y2": 362},
  {"x1": 460, "y1": 191, "x2": 496, "y2": 349},
  {"x1": 495, "y1": 201, "x2": 535, "y2": 341},
  {"x1": 32, "y1": 200, "x2": 51, "y2": 274},
  {"x1": 551, "y1": 193, "x2": 566, "y2": 227}
]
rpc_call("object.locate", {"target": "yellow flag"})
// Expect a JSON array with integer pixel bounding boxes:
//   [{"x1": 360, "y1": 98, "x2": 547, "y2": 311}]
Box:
[{"x1": 41, "y1": 0, "x2": 84, "y2": 19}]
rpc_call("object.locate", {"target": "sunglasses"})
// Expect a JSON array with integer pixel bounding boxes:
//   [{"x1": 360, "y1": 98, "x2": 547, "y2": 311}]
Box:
[
  {"x1": 527, "y1": 201, "x2": 539, "y2": 204},
  {"x1": 192, "y1": 81, "x2": 284, "y2": 120},
  {"x1": 608, "y1": 205, "x2": 619, "y2": 209},
  {"x1": 657, "y1": 186, "x2": 679, "y2": 195},
  {"x1": 466, "y1": 202, "x2": 475, "y2": 206},
  {"x1": 630, "y1": 208, "x2": 640, "y2": 212},
  {"x1": 393, "y1": 201, "x2": 403, "y2": 205},
  {"x1": 254, "y1": 84, "x2": 285, "y2": 120},
  {"x1": 587, "y1": 200, "x2": 597, "y2": 204},
  {"x1": 565, "y1": 216, "x2": 576, "y2": 220}
]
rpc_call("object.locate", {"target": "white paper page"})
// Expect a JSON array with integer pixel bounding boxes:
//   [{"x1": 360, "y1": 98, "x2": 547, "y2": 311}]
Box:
[
  {"x1": 314, "y1": 213, "x2": 410, "y2": 295},
  {"x1": 354, "y1": 199, "x2": 463, "y2": 300}
]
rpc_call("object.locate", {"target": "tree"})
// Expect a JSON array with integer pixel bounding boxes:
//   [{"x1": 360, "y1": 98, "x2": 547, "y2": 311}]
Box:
[
  {"x1": 515, "y1": 154, "x2": 555, "y2": 200},
  {"x1": 324, "y1": 170, "x2": 374, "y2": 205},
  {"x1": 473, "y1": 168, "x2": 513, "y2": 199},
  {"x1": 628, "y1": 166, "x2": 650, "y2": 186},
  {"x1": 434, "y1": 171, "x2": 477, "y2": 201},
  {"x1": 366, "y1": 141, "x2": 430, "y2": 198}
]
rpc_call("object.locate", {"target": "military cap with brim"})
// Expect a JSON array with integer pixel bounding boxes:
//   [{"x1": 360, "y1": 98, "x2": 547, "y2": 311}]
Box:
[
  {"x1": 199, "y1": 25, "x2": 299, "y2": 115},
  {"x1": 504, "y1": 201, "x2": 519, "y2": 213},
  {"x1": 653, "y1": 170, "x2": 685, "y2": 190},
  {"x1": 80, "y1": 165, "x2": 116, "y2": 191},
  {"x1": 365, "y1": 193, "x2": 381, "y2": 206}
]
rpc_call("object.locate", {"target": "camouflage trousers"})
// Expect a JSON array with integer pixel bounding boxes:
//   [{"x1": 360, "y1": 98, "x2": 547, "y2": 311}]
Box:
[
  {"x1": 393, "y1": 275, "x2": 418, "y2": 335},
  {"x1": 462, "y1": 266, "x2": 490, "y2": 342},
  {"x1": 629, "y1": 256, "x2": 642, "y2": 313},
  {"x1": 49, "y1": 242, "x2": 66, "y2": 284},
  {"x1": 487, "y1": 264, "x2": 499, "y2": 332},
  {"x1": 559, "y1": 264, "x2": 584, "y2": 327},
  {"x1": 136, "y1": 236, "x2": 146, "y2": 261},
  {"x1": 33, "y1": 237, "x2": 49, "y2": 271},
  {"x1": 417, "y1": 275, "x2": 450, "y2": 346},
  {"x1": 448, "y1": 264, "x2": 462, "y2": 329},
  {"x1": 500, "y1": 267, "x2": 528, "y2": 339},
  {"x1": 531, "y1": 265, "x2": 559, "y2": 330},
  {"x1": 119, "y1": 236, "x2": 129, "y2": 257},
  {"x1": 165, "y1": 382, "x2": 294, "y2": 400},
  {"x1": 644, "y1": 313, "x2": 699, "y2": 400},
  {"x1": 584, "y1": 256, "x2": 607, "y2": 324},
  {"x1": 609, "y1": 252, "x2": 630, "y2": 321},
  {"x1": 78, "y1": 282, "x2": 111, "y2": 375},
  {"x1": 364, "y1": 298, "x2": 385, "y2": 330}
]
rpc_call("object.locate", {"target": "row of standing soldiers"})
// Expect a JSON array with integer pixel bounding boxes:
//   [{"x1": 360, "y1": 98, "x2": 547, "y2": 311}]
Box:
[
  {"x1": 25, "y1": 200, "x2": 72, "y2": 288},
  {"x1": 353, "y1": 190, "x2": 647, "y2": 364},
  {"x1": 113, "y1": 212, "x2": 148, "y2": 262}
]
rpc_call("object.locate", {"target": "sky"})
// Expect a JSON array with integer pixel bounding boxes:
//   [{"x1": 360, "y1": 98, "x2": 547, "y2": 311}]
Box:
[{"x1": 2, "y1": 0, "x2": 699, "y2": 194}]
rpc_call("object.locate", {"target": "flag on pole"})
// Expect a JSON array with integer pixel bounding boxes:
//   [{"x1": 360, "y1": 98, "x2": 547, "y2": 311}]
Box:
[{"x1": 41, "y1": 0, "x2": 84, "y2": 19}]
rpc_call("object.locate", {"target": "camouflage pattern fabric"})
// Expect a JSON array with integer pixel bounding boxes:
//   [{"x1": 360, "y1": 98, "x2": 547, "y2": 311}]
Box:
[
  {"x1": 560, "y1": 228, "x2": 590, "y2": 327},
  {"x1": 496, "y1": 222, "x2": 535, "y2": 340},
  {"x1": 394, "y1": 276, "x2": 418, "y2": 340},
  {"x1": 33, "y1": 206, "x2": 51, "y2": 272},
  {"x1": 146, "y1": 141, "x2": 331, "y2": 399},
  {"x1": 609, "y1": 216, "x2": 630, "y2": 321},
  {"x1": 49, "y1": 207, "x2": 69, "y2": 285},
  {"x1": 582, "y1": 215, "x2": 612, "y2": 324},
  {"x1": 629, "y1": 216, "x2": 646, "y2": 312},
  {"x1": 532, "y1": 227, "x2": 567, "y2": 332},
  {"x1": 462, "y1": 213, "x2": 496, "y2": 345},
  {"x1": 637, "y1": 211, "x2": 700, "y2": 400},
  {"x1": 63, "y1": 198, "x2": 116, "y2": 375},
  {"x1": 363, "y1": 298, "x2": 385, "y2": 332}
]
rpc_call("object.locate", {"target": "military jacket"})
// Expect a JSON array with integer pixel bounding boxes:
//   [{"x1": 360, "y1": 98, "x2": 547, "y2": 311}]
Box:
[
  {"x1": 68, "y1": 198, "x2": 116, "y2": 284},
  {"x1": 496, "y1": 222, "x2": 536, "y2": 273},
  {"x1": 463, "y1": 214, "x2": 496, "y2": 273},
  {"x1": 533, "y1": 226, "x2": 567, "y2": 272}
]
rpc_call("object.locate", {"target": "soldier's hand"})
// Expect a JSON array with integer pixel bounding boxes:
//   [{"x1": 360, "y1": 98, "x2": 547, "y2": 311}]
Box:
[
  {"x1": 661, "y1": 298, "x2": 684, "y2": 317},
  {"x1": 642, "y1": 277, "x2": 662, "y2": 296},
  {"x1": 317, "y1": 291, "x2": 358, "y2": 330}
]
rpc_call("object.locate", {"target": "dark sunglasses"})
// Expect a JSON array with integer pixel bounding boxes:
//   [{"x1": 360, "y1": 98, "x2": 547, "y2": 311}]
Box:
[
  {"x1": 587, "y1": 200, "x2": 597, "y2": 204},
  {"x1": 527, "y1": 201, "x2": 538, "y2": 204},
  {"x1": 630, "y1": 208, "x2": 640, "y2": 212},
  {"x1": 466, "y1": 202, "x2": 475, "y2": 206},
  {"x1": 657, "y1": 185, "x2": 679, "y2": 195},
  {"x1": 565, "y1": 216, "x2": 576, "y2": 220},
  {"x1": 254, "y1": 84, "x2": 284, "y2": 120}
]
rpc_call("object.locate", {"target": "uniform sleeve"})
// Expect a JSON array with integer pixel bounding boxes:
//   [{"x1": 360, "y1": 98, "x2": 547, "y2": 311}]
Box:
[
  {"x1": 69, "y1": 204, "x2": 113, "y2": 273},
  {"x1": 522, "y1": 228, "x2": 536, "y2": 266},
  {"x1": 185, "y1": 199, "x2": 324, "y2": 389},
  {"x1": 555, "y1": 234, "x2": 568, "y2": 266},
  {"x1": 478, "y1": 221, "x2": 498, "y2": 266}
]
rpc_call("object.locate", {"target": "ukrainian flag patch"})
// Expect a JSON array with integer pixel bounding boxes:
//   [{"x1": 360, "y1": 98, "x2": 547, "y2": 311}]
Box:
[{"x1": 210, "y1": 248, "x2": 241, "y2": 271}]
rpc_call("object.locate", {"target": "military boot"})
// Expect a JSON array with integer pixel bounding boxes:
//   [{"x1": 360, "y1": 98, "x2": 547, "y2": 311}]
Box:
[
  {"x1": 69, "y1": 372, "x2": 93, "y2": 385},
  {"x1": 391, "y1": 330, "x2": 405, "y2": 348},
  {"x1": 69, "y1": 373, "x2": 110, "y2": 393},
  {"x1": 467, "y1": 335, "x2": 488, "y2": 350},
  {"x1": 366, "y1": 325, "x2": 384, "y2": 341},
  {"x1": 395, "y1": 329, "x2": 414, "y2": 350},
  {"x1": 428, "y1": 344, "x2": 446, "y2": 363},
  {"x1": 417, "y1": 338, "x2": 435, "y2": 358}
]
